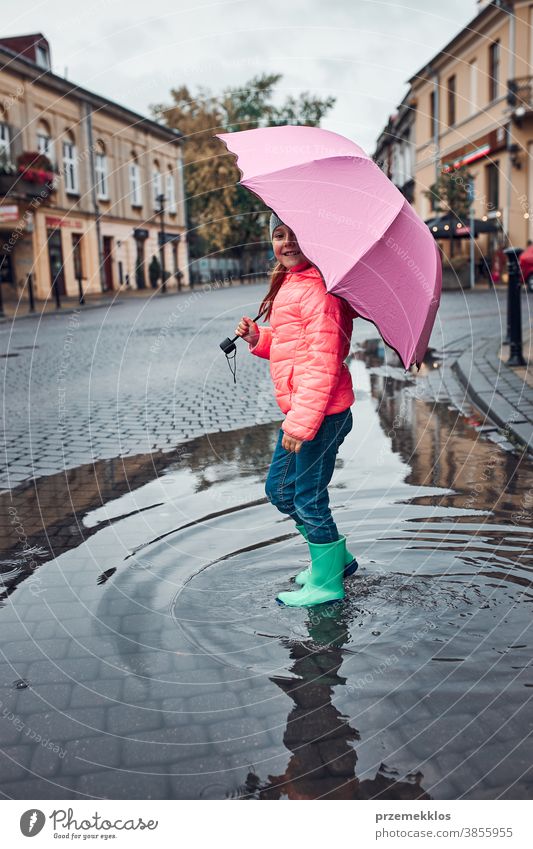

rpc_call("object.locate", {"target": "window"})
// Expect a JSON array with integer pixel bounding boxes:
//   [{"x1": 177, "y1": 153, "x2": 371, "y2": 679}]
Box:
[
  {"x1": 0, "y1": 121, "x2": 10, "y2": 159},
  {"x1": 489, "y1": 40, "x2": 500, "y2": 101},
  {"x1": 486, "y1": 161, "x2": 499, "y2": 211},
  {"x1": 152, "y1": 163, "x2": 162, "y2": 210},
  {"x1": 62, "y1": 135, "x2": 78, "y2": 193},
  {"x1": 469, "y1": 59, "x2": 478, "y2": 115},
  {"x1": 129, "y1": 160, "x2": 142, "y2": 206},
  {"x1": 447, "y1": 75, "x2": 456, "y2": 126},
  {"x1": 36, "y1": 45, "x2": 50, "y2": 70},
  {"x1": 37, "y1": 121, "x2": 53, "y2": 161},
  {"x1": 166, "y1": 169, "x2": 176, "y2": 214},
  {"x1": 95, "y1": 146, "x2": 108, "y2": 199}
]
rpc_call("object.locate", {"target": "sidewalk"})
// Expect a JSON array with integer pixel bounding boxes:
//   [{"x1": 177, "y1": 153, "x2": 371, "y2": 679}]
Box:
[
  {"x1": 453, "y1": 332, "x2": 533, "y2": 454},
  {"x1": 0, "y1": 285, "x2": 171, "y2": 323},
  {"x1": 0, "y1": 276, "x2": 266, "y2": 324}
]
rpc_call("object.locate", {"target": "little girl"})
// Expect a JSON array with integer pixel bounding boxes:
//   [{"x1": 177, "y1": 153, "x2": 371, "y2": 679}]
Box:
[{"x1": 235, "y1": 212, "x2": 359, "y2": 608}]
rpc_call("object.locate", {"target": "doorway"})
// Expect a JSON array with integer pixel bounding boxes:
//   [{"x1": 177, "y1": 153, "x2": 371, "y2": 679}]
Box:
[
  {"x1": 135, "y1": 237, "x2": 146, "y2": 289},
  {"x1": 47, "y1": 229, "x2": 66, "y2": 296},
  {"x1": 0, "y1": 247, "x2": 14, "y2": 285},
  {"x1": 102, "y1": 236, "x2": 114, "y2": 291}
]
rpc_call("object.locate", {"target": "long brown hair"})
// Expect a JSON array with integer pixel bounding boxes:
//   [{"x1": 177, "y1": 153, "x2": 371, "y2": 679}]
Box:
[{"x1": 257, "y1": 260, "x2": 287, "y2": 322}]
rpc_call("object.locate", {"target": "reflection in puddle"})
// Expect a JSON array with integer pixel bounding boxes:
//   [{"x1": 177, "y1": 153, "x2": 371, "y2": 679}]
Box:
[{"x1": 0, "y1": 343, "x2": 531, "y2": 800}]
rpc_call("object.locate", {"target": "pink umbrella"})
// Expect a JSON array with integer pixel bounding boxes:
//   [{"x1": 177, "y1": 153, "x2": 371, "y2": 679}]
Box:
[{"x1": 215, "y1": 124, "x2": 441, "y2": 369}]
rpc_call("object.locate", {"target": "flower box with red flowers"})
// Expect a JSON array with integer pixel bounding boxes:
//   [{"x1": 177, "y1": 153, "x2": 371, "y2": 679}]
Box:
[{"x1": 16, "y1": 151, "x2": 58, "y2": 186}]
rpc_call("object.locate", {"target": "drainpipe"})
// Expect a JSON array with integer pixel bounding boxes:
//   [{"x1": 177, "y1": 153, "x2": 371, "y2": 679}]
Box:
[
  {"x1": 432, "y1": 71, "x2": 441, "y2": 187},
  {"x1": 177, "y1": 142, "x2": 186, "y2": 260},
  {"x1": 83, "y1": 100, "x2": 105, "y2": 291},
  {"x1": 503, "y1": 1, "x2": 516, "y2": 244}
]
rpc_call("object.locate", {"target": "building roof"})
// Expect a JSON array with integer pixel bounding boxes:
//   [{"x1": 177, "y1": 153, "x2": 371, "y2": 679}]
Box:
[
  {"x1": 407, "y1": 0, "x2": 505, "y2": 87},
  {"x1": 0, "y1": 39, "x2": 183, "y2": 144}
]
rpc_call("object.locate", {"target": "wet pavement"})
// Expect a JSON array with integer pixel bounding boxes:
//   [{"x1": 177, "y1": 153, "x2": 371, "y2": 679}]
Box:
[
  {"x1": 1, "y1": 338, "x2": 532, "y2": 800},
  {"x1": 0, "y1": 282, "x2": 523, "y2": 491}
]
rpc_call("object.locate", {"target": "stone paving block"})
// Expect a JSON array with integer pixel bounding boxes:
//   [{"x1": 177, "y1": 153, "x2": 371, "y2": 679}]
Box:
[
  {"x1": 169, "y1": 769, "x2": 233, "y2": 799},
  {"x1": 0, "y1": 775, "x2": 81, "y2": 799},
  {"x1": 65, "y1": 638, "x2": 124, "y2": 660},
  {"x1": 475, "y1": 392, "x2": 526, "y2": 429},
  {"x1": 22, "y1": 706, "x2": 106, "y2": 742},
  {"x1": 207, "y1": 715, "x2": 267, "y2": 746},
  {"x1": 0, "y1": 713, "x2": 27, "y2": 747},
  {"x1": 26, "y1": 657, "x2": 98, "y2": 685},
  {"x1": 510, "y1": 422, "x2": 533, "y2": 448},
  {"x1": 14, "y1": 683, "x2": 72, "y2": 714},
  {"x1": 107, "y1": 702, "x2": 164, "y2": 736},
  {"x1": 121, "y1": 724, "x2": 213, "y2": 768},
  {"x1": 31, "y1": 620, "x2": 63, "y2": 640},
  {"x1": 0, "y1": 744, "x2": 33, "y2": 782},
  {"x1": 226, "y1": 745, "x2": 288, "y2": 775},
  {"x1": 69, "y1": 678, "x2": 122, "y2": 709},
  {"x1": 29, "y1": 740, "x2": 66, "y2": 779},
  {"x1": 59, "y1": 735, "x2": 122, "y2": 777},
  {"x1": 59, "y1": 617, "x2": 120, "y2": 639},
  {"x1": 76, "y1": 769, "x2": 170, "y2": 799},
  {"x1": 4, "y1": 638, "x2": 71, "y2": 664},
  {"x1": 186, "y1": 689, "x2": 243, "y2": 715}
]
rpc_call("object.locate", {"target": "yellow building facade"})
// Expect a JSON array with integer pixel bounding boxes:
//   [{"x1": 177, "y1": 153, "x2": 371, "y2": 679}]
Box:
[
  {"x1": 408, "y1": 0, "x2": 533, "y2": 272},
  {"x1": 0, "y1": 33, "x2": 189, "y2": 307}
]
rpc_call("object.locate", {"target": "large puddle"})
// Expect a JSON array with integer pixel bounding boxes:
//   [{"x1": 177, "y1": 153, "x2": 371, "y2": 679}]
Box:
[{"x1": 1, "y1": 344, "x2": 532, "y2": 800}]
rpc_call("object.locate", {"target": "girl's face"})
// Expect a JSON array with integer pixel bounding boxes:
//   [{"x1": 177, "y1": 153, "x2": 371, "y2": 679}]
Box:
[{"x1": 272, "y1": 225, "x2": 310, "y2": 270}]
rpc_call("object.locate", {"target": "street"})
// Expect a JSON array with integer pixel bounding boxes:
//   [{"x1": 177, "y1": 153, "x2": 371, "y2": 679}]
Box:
[
  {"x1": 0, "y1": 282, "x2": 532, "y2": 799},
  {"x1": 0, "y1": 281, "x2": 527, "y2": 489}
]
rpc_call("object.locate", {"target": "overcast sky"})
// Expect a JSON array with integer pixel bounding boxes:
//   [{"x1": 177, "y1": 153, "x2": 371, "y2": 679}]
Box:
[{"x1": 5, "y1": 0, "x2": 479, "y2": 154}]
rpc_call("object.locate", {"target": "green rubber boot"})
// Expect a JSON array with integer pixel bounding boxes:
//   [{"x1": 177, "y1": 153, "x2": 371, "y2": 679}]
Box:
[
  {"x1": 277, "y1": 535, "x2": 346, "y2": 608},
  {"x1": 294, "y1": 525, "x2": 358, "y2": 585}
]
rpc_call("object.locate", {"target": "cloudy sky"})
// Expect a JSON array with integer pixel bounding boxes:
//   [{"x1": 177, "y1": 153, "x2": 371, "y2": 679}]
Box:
[{"x1": 5, "y1": 0, "x2": 479, "y2": 154}]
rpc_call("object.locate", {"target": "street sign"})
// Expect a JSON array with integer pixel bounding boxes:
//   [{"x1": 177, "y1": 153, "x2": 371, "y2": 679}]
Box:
[
  {"x1": 0, "y1": 204, "x2": 19, "y2": 223},
  {"x1": 158, "y1": 232, "x2": 181, "y2": 246}
]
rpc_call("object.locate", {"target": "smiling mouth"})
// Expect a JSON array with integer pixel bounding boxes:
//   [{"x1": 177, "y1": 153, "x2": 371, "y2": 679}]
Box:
[{"x1": 283, "y1": 251, "x2": 300, "y2": 255}]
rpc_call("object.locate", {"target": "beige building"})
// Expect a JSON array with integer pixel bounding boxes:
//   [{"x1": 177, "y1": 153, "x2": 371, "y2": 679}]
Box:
[
  {"x1": 410, "y1": 1, "x2": 533, "y2": 263},
  {"x1": 0, "y1": 32, "x2": 189, "y2": 308},
  {"x1": 375, "y1": 1, "x2": 533, "y2": 284}
]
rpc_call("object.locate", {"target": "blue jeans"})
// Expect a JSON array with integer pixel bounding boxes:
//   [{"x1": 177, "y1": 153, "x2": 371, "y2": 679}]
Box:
[{"x1": 265, "y1": 408, "x2": 353, "y2": 544}]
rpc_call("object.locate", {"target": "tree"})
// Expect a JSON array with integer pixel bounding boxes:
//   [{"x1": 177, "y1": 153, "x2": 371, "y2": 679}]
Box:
[
  {"x1": 150, "y1": 74, "x2": 335, "y2": 260},
  {"x1": 423, "y1": 163, "x2": 475, "y2": 257}
]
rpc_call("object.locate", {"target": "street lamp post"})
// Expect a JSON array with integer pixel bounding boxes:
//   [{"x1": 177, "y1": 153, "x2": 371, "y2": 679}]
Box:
[
  {"x1": 468, "y1": 177, "x2": 475, "y2": 289},
  {"x1": 504, "y1": 247, "x2": 526, "y2": 367},
  {"x1": 156, "y1": 193, "x2": 167, "y2": 294}
]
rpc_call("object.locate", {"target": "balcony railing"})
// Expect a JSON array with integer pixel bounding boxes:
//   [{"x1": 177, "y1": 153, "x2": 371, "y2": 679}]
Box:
[
  {"x1": 0, "y1": 149, "x2": 59, "y2": 200},
  {"x1": 507, "y1": 77, "x2": 533, "y2": 116}
]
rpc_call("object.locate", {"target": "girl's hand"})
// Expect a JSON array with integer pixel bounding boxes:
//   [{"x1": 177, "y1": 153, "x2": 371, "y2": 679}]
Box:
[
  {"x1": 235, "y1": 316, "x2": 259, "y2": 346},
  {"x1": 282, "y1": 432, "x2": 304, "y2": 453}
]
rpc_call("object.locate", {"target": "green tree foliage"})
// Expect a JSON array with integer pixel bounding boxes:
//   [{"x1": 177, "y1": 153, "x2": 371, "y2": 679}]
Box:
[
  {"x1": 424, "y1": 163, "x2": 475, "y2": 220},
  {"x1": 150, "y1": 74, "x2": 335, "y2": 258}
]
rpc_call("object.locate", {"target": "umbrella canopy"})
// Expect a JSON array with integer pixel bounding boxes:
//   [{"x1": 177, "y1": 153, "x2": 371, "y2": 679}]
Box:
[{"x1": 215, "y1": 124, "x2": 442, "y2": 369}]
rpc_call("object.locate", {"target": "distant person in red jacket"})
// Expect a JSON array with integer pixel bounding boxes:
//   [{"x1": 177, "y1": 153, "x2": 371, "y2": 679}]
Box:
[{"x1": 235, "y1": 213, "x2": 359, "y2": 608}]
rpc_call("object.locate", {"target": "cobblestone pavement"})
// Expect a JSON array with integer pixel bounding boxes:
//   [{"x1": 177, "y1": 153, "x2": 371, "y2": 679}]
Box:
[
  {"x1": 1, "y1": 344, "x2": 531, "y2": 800},
  {"x1": 454, "y1": 334, "x2": 532, "y2": 453},
  {"x1": 1, "y1": 281, "x2": 528, "y2": 492}
]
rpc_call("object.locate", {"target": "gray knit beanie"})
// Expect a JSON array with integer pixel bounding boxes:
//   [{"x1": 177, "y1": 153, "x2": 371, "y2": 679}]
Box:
[{"x1": 269, "y1": 211, "x2": 284, "y2": 240}]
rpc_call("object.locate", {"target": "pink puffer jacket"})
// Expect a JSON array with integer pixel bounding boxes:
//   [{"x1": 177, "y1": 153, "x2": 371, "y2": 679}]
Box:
[{"x1": 249, "y1": 261, "x2": 357, "y2": 441}]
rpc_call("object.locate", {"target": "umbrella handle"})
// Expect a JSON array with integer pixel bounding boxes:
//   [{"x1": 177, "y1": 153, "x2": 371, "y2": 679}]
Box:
[{"x1": 219, "y1": 311, "x2": 264, "y2": 355}]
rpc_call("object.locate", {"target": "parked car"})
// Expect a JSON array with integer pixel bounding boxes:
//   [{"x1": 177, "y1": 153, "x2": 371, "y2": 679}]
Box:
[{"x1": 519, "y1": 244, "x2": 533, "y2": 292}]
